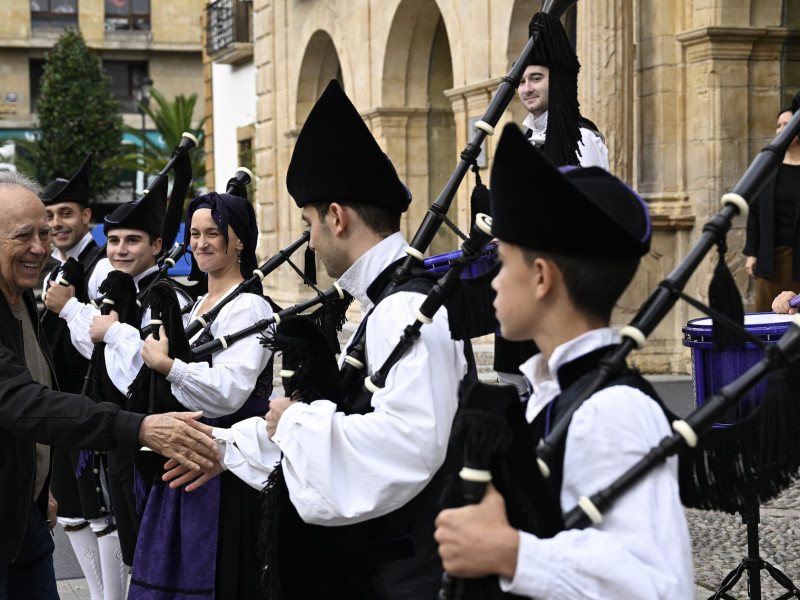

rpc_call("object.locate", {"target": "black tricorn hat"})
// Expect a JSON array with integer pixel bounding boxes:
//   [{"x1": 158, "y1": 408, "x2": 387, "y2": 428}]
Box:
[
  {"x1": 527, "y1": 12, "x2": 579, "y2": 73},
  {"x1": 490, "y1": 123, "x2": 650, "y2": 258},
  {"x1": 286, "y1": 80, "x2": 411, "y2": 213},
  {"x1": 40, "y1": 153, "x2": 92, "y2": 207},
  {"x1": 103, "y1": 175, "x2": 167, "y2": 238}
]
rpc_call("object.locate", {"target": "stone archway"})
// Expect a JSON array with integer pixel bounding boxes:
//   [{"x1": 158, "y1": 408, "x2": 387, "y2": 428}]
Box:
[
  {"x1": 295, "y1": 30, "x2": 343, "y2": 127},
  {"x1": 379, "y1": 0, "x2": 456, "y2": 257}
]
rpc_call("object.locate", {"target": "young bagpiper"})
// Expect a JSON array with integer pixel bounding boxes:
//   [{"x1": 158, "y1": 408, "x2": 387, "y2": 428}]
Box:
[{"x1": 434, "y1": 123, "x2": 694, "y2": 599}]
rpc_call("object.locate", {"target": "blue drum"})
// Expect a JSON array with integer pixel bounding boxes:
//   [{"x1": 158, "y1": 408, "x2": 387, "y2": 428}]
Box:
[{"x1": 682, "y1": 312, "x2": 793, "y2": 423}]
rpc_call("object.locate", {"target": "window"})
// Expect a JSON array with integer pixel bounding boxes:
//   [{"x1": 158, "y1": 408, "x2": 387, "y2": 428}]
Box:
[
  {"x1": 206, "y1": 0, "x2": 252, "y2": 56},
  {"x1": 105, "y1": 0, "x2": 149, "y2": 31},
  {"x1": 237, "y1": 125, "x2": 255, "y2": 202},
  {"x1": 31, "y1": 0, "x2": 78, "y2": 28},
  {"x1": 103, "y1": 61, "x2": 149, "y2": 112}
]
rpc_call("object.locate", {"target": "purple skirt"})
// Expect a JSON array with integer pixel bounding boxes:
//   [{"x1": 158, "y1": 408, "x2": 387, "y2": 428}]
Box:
[{"x1": 129, "y1": 477, "x2": 220, "y2": 599}]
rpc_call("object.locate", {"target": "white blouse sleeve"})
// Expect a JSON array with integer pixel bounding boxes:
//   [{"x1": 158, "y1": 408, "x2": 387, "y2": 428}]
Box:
[
  {"x1": 165, "y1": 293, "x2": 274, "y2": 418},
  {"x1": 577, "y1": 128, "x2": 610, "y2": 170},
  {"x1": 212, "y1": 419, "x2": 283, "y2": 491},
  {"x1": 102, "y1": 321, "x2": 146, "y2": 395},
  {"x1": 60, "y1": 298, "x2": 100, "y2": 360},
  {"x1": 274, "y1": 291, "x2": 467, "y2": 526},
  {"x1": 87, "y1": 258, "x2": 113, "y2": 301},
  {"x1": 499, "y1": 387, "x2": 694, "y2": 599}
]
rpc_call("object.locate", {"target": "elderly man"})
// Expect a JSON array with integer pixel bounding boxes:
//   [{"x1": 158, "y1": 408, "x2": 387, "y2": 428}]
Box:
[{"x1": 0, "y1": 171, "x2": 218, "y2": 600}]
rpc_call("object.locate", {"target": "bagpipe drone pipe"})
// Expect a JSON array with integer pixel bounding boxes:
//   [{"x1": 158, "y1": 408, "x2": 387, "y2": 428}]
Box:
[
  {"x1": 336, "y1": 0, "x2": 578, "y2": 394},
  {"x1": 74, "y1": 271, "x2": 139, "y2": 478},
  {"x1": 188, "y1": 280, "x2": 353, "y2": 360},
  {"x1": 435, "y1": 83, "x2": 800, "y2": 600},
  {"x1": 183, "y1": 229, "x2": 313, "y2": 338},
  {"x1": 125, "y1": 279, "x2": 190, "y2": 508}
]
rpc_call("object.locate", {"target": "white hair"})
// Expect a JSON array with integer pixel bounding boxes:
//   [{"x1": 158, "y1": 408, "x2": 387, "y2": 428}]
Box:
[{"x1": 0, "y1": 170, "x2": 43, "y2": 196}]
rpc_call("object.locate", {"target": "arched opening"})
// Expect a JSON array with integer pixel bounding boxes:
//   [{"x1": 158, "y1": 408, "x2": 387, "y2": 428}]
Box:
[
  {"x1": 383, "y1": 0, "x2": 456, "y2": 257},
  {"x1": 296, "y1": 30, "x2": 343, "y2": 127}
]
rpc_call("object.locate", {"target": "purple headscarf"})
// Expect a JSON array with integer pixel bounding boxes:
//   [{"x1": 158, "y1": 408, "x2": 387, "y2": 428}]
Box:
[{"x1": 185, "y1": 192, "x2": 259, "y2": 278}]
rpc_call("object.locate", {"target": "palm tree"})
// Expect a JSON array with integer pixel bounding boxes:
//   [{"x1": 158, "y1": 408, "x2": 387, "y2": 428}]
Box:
[{"x1": 111, "y1": 88, "x2": 207, "y2": 198}]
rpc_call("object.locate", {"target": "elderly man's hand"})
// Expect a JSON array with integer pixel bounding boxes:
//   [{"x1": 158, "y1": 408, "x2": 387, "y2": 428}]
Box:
[
  {"x1": 772, "y1": 291, "x2": 799, "y2": 315},
  {"x1": 43, "y1": 281, "x2": 75, "y2": 314},
  {"x1": 138, "y1": 411, "x2": 220, "y2": 472},
  {"x1": 90, "y1": 311, "x2": 119, "y2": 343},
  {"x1": 161, "y1": 419, "x2": 223, "y2": 491}
]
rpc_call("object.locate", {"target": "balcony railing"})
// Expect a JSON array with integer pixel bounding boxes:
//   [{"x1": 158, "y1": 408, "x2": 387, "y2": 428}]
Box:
[{"x1": 206, "y1": 0, "x2": 253, "y2": 64}]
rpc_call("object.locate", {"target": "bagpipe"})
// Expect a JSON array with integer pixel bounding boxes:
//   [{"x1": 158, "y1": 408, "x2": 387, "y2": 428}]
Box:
[
  {"x1": 77, "y1": 132, "x2": 199, "y2": 396},
  {"x1": 188, "y1": 281, "x2": 350, "y2": 358},
  {"x1": 534, "y1": 106, "x2": 800, "y2": 515}
]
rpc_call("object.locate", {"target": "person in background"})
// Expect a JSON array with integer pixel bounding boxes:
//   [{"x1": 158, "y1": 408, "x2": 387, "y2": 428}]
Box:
[
  {"x1": 497, "y1": 10, "x2": 610, "y2": 397},
  {"x1": 744, "y1": 104, "x2": 800, "y2": 312},
  {"x1": 435, "y1": 124, "x2": 693, "y2": 599},
  {"x1": 39, "y1": 154, "x2": 126, "y2": 600}
]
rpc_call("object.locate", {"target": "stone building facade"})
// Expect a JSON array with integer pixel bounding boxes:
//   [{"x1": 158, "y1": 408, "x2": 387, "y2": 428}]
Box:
[
  {"x1": 0, "y1": 0, "x2": 205, "y2": 202},
  {"x1": 247, "y1": 0, "x2": 799, "y2": 373}
]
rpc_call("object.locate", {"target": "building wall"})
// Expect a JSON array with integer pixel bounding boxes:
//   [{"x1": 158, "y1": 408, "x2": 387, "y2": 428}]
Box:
[
  {"x1": 211, "y1": 61, "x2": 257, "y2": 185},
  {"x1": 251, "y1": 0, "x2": 800, "y2": 373},
  {"x1": 0, "y1": 0, "x2": 205, "y2": 133}
]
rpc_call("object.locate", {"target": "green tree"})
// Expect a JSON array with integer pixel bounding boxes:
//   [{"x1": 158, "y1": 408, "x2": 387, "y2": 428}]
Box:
[
  {"x1": 34, "y1": 27, "x2": 123, "y2": 197},
  {"x1": 112, "y1": 89, "x2": 207, "y2": 198}
]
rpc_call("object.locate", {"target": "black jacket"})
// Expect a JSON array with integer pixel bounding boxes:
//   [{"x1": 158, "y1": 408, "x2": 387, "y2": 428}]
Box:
[
  {"x1": 0, "y1": 289, "x2": 144, "y2": 561},
  {"x1": 743, "y1": 169, "x2": 800, "y2": 280}
]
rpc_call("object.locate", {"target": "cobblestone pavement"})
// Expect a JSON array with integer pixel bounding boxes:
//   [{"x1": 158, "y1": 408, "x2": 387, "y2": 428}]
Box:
[{"x1": 687, "y1": 480, "x2": 800, "y2": 599}]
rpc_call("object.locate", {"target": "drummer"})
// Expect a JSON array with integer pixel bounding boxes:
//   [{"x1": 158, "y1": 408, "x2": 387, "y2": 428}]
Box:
[
  {"x1": 772, "y1": 290, "x2": 799, "y2": 314},
  {"x1": 434, "y1": 123, "x2": 693, "y2": 599}
]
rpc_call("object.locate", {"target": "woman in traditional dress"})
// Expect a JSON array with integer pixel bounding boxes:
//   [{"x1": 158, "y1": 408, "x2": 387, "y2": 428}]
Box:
[{"x1": 129, "y1": 191, "x2": 275, "y2": 600}]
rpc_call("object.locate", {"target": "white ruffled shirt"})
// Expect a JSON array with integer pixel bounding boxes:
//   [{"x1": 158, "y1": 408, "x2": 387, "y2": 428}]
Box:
[
  {"x1": 499, "y1": 328, "x2": 694, "y2": 599},
  {"x1": 60, "y1": 263, "x2": 160, "y2": 361},
  {"x1": 212, "y1": 232, "x2": 468, "y2": 525},
  {"x1": 523, "y1": 111, "x2": 610, "y2": 170}
]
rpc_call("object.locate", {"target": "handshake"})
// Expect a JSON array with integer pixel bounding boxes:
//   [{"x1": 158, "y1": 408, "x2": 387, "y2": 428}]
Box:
[{"x1": 138, "y1": 412, "x2": 225, "y2": 490}]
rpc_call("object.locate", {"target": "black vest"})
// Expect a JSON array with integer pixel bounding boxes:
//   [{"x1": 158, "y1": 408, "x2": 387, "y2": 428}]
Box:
[
  {"x1": 527, "y1": 345, "x2": 665, "y2": 508},
  {"x1": 267, "y1": 262, "x2": 474, "y2": 600},
  {"x1": 341, "y1": 264, "x2": 462, "y2": 599}
]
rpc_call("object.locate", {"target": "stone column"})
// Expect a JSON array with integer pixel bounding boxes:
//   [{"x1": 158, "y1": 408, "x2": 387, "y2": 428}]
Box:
[
  {"x1": 576, "y1": 0, "x2": 635, "y2": 184},
  {"x1": 444, "y1": 76, "x2": 505, "y2": 235}
]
